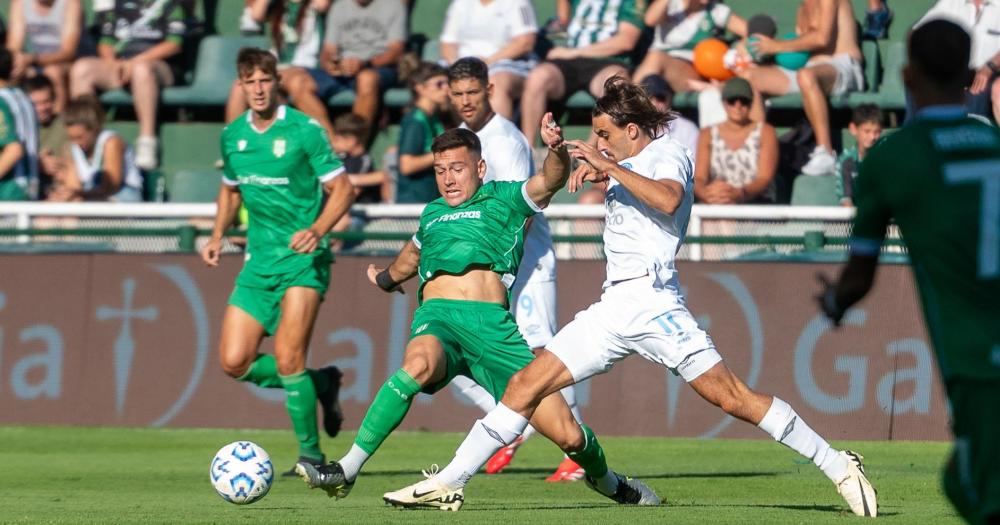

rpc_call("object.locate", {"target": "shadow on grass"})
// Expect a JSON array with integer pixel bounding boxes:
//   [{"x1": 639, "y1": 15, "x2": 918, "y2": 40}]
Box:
[{"x1": 640, "y1": 471, "x2": 779, "y2": 480}]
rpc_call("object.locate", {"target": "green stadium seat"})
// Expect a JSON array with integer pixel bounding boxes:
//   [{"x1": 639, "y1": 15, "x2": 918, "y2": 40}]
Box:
[
  {"x1": 790, "y1": 174, "x2": 840, "y2": 206},
  {"x1": 162, "y1": 36, "x2": 269, "y2": 106},
  {"x1": 166, "y1": 170, "x2": 223, "y2": 202},
  {"x1": 877, "y1": 41, "x2": 906, "y2": 109}
]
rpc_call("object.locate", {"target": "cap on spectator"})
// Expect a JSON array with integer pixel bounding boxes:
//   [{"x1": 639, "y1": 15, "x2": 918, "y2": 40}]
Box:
[
  {"x1": 721, "y1": 77, "x2": 753, "y2": 100},
  {"x1": 747, "y1": 14, "x2": 778, "y2": 37},
  {"x1": 640, "y1": 74, "x2": 673, "y2": 101}
]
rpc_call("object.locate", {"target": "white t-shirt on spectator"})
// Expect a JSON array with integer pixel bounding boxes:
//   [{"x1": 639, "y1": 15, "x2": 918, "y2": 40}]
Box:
[
  {"x1": 651, "y1": 0, "x2": 731, "y2": 59},
  {"x1": 918, "y1": 0, "x2": 1000, "y2": 68},
  {"x1": 440, "y1": 0, "x2": 538, "y2": 61}
]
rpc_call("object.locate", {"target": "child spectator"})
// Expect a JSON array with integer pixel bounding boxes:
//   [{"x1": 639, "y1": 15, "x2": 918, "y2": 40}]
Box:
[
  {"x1": 396, "y1": 62, "x2": 450, "y2": 203},
  {"x1": 836, "y1": 104, "x2": 883, "y2": 206},
  {"x1": 331, "y1": 113, "x2": 385, "y2": 204},
  {"x1": 6, "y1": 0, "x2": 84, "y2": 113}
]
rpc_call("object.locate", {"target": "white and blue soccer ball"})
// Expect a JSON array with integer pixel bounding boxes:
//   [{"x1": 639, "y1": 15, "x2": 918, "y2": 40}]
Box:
[{"x1": 210, "y1": 441, "x2": 274, "y2": 505}]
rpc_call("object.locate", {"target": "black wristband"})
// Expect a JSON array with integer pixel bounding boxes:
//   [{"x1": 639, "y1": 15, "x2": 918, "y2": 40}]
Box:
[
  {"x1": 989, "y1": 61, "x2": 1000, "y2": 75},
  {"x1": 375, "y1": 269, "x2": 399, "y2": 291}
]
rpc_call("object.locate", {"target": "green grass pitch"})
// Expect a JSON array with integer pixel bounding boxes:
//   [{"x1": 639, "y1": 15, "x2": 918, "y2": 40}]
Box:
[{"x1": 0, "y1": 426, "x2": 960, "y2": 524}]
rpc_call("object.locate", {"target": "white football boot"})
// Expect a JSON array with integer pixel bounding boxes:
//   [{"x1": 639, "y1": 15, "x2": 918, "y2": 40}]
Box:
[
  {"x1": 383, "y1": 465, "x2": 465, "y2": 511},
  {"x1": 835, "y1": 450, "x2": 878, "y2": 517}
]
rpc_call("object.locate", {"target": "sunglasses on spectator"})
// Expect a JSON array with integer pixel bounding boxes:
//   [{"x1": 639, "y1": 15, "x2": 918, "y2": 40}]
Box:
[{"x1": 725, "y1": 97, "x2": 752, "y2": 106}]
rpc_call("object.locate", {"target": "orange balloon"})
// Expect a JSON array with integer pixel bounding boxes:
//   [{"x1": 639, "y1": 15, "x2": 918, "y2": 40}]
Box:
[{"x1": 693, "y1": 38, "x2": 734, "y2": 81}]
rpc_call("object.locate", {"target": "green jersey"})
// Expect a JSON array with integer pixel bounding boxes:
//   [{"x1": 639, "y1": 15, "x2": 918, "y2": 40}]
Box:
[
  {"x1": 851, "y1": 106, "x2": 1000, "y2": 380},
  {"x1": 220, "y1": 105, "x2": 345, "y2": 277},
  {"x1": 412, "y1": 181, "x2": 540, "y2": 302}
]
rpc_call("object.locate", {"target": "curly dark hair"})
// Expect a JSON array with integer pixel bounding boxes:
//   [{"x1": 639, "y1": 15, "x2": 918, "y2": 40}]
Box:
[{"x1": 592, "y1": 76, "x2": 675, "y2": 138}]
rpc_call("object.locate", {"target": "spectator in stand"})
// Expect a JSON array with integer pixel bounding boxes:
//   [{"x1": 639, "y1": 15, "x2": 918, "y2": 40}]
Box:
[
  {"x1": 519, "y1": 0, "x2": 642, "y2": 146},
  {"x1": 302, "y1": 0, "x2": 407, "y2": 130},
  {"x1": 396, "y1": 63, "x2": 449, "y2": 203},
  {"x1": 439, "y1": 0, "x2": 538, "y2": 120},
  {"x1": 0, "y1": 48, "x2": 39, "y2": 201},
  {"x1": 694, "y1": 77, "x2": 777, "y2": 204},
  {"x1": 743, "y1": 0, "x2": 863, "y2": 176},
  {"x1": 6, "y1": 0, "x2": 83, "y2": 113},
  {"x1": 633, "y1": 0, "x2": 747, "y2": 93},
  {"x1": 329, "y1": 113, "x2": 385, "y2": 249},
  {"x1": 47, "y1": 95, "x2": 142, "y2": 202},
  {"x1": 72, "y1": 0, "x2": 187, "y2": 171},
  {"x1": 919, "y1": 0, "x2": 1000, "y2": 124},
  {"x1": 639, "y1": 74, "x2": 700, "y2": 163},
  {"x1": 23, "y1": 75, "x2": 66, "y2": 196},
  {"x1": 862, "y1": 0, "x2": 891, "y2": 40},
  {"x1": 836, "y1": 104, "x2": 882, "y2": 206},
  {"x1": 225, "y1": 1, "x2": 332, "y2": 132}
]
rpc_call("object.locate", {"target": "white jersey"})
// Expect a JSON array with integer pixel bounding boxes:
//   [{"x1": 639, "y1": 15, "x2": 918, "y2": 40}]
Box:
[
  {"x1": 461, "y1": 113, "x2": 556, "y2": 283},
  {"x1": 70, "y1": 129, "x2": 143, "y2": 193},
  {"x1": 603, "y1": 134, "x2": 693, "y2": 291},
  {"x1": 440, "y1": 0, "x2": 538, "y2": 61}
]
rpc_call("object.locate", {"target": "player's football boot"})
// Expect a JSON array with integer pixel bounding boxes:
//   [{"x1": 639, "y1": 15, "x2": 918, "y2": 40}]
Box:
[
  {"x1": 282, "y1": 455, "x2": 323, "y2": 478},
  {"x1": 295, "y1": 460, "x2": 355, "y2": 499},
  {"x1": 585, "y1": 473, "x2": 661, "y2": 505},
  {"x1": 545, "y1": 457, "x2": 585, "y2": 482},
  {"x1": 382, "y1": 465, "x2": 465, "y2": 511},
  {"x1": 835, "y1": 451, "x2": 878, "y2": 517},
  {"x1": 484, "y1": 436, "x2": 524, "y2": 474},
  {"x1": 317, "y1": 366, "x2": 344, "y2": 438}
]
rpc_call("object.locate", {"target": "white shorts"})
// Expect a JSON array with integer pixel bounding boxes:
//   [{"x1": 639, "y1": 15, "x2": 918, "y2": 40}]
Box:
[
  {"x1": 511, "y1": 278, "x2": 557, "y2": 349},
  {"x1": 547, "y1": 277, "x2": 722, "y2": 383},
  {"x1": 781, "y1": 53, "x2": 864, "y2": 96},
  {"x1": 489, "y1": 58, "x2": 537, "y2": 78}
]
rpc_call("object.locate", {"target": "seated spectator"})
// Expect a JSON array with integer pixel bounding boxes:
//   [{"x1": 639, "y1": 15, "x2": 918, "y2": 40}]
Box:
[
  {"x1": 862, "y1": 0, "x2": 891, "y2": 40},
  {"x1": 6, "y1": 0, "x2": 83, "y2": 113},
  {"x1": 639, "y1": 74, "x2": 700, "y2": 163},
  {"x1": 520, "y1": 0, "x2": 642, "y2": 145},
  {"x1": 396, "y1": 62, "x2": 449, "y2": 203},
  {"x1": 919, "y1": 0, "x2": 1000, "y2": 124},
  {"x1": 743, "y1": 0, "x2": 863, "y2": 176},
  {"x1": 0, "y1": 49, "x2": 39, "y2": 201},
  {"x1": 23, "y1": 75, "x2": 66, "y2": 196},
  {"x1": 225, "y1": 1, "x2": 331, "y2": 130},
  {"x1": 299, "y1": 0, "x2": 406, "y2": 130},
  {"x1": 72, "y1": 0, "x2": 187, "y2": 170},
  {"x1": 633, "y1": 0, "x2": 747, "y2": 93},
  {"x1": 331, "y1": 113, "x2": 385, "y2": 204},
  {"x1": 694, "y1": 78, "x2": 777, "y2": 204},
  {"x1": 836, "y1": 104, "x2": 882, "y2": 206},
  {"x1": 47, "y1": 95, "x2": 143, "y2": 202},
  {"x1": 439, "y1": 0, "x2": 538, "y2": 119}
]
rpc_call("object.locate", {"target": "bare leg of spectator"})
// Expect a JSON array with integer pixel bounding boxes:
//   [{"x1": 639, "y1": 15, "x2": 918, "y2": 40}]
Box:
[
  {"x1": 130, "y1": 59, "x2": 174, "y2": 170},
  {"x1": 991, "y1": 78, "x2": 1000, "y2": 124},
  {"x1": 520, "y1": 63, "x2": 565, "y2": 146},
  {"x1": 281, "y1": 67, "x2": 335, "y2": 140},
  {"x1": 633, "y1": 51, "x2": 705, "y2": 93},
  {"x1": 796, "y1": 64, "x2": 837, "y2": 159},
  {"x1": 589, "y1": 66, "x2": 628, "y2": 99},
  {"x1": 352, "y1": 68, "x2": 380, "y2": 127},
  {"x1": 740, "y1": 67, "x2": 791, "y2": 123},
  {"x1": 225, "y1": 80, "x2": 248, "y2": 123},
  {"x1": 69, "y1": 57, "x2": 120, "y2": 97},
  {"x1": 489, "y1": 71, "x2": 523, "y2": 120},
  {"x1": 42, "y1": 64, "x2": 70, "y2": 113}
]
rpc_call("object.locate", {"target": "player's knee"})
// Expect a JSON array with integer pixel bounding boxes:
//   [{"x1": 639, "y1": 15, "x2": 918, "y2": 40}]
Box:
[
  {"x1": 274, "y1": 351, "x2": 305, "y2": 376},
  {"x1": 219, "y1": 352, "x2": 253, "y2": 379},
  {"x1": 556, "y1": 423, "x2": 585, "y2": 452},
  {"x1": 400, "y1": 350, "x2": 436, "y2": 386}
]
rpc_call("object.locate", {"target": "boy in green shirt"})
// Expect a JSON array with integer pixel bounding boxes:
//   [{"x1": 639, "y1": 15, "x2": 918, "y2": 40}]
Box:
[{"x1": 396, "y1": 62, "x2": 450, "y2": 203}]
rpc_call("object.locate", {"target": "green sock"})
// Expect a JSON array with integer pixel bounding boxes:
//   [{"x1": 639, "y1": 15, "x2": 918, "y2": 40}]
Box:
[
  {"x1": 280, "y1": 371, "x2": 323, "y2": 460},
  {"x1": 355, "y1": 369, "x2": 422, "y2": 455},
  {"x1": 567, "y1": 424, "x2": 610, "y2": 479},
  {"x1": 237, "y1": 354, "x2": 282, "y2": 389}
]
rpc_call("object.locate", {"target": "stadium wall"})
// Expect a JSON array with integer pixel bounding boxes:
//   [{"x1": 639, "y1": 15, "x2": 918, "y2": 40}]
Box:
[{"x1": 0, "y1": 255, "x2": 948, "y2": 440}]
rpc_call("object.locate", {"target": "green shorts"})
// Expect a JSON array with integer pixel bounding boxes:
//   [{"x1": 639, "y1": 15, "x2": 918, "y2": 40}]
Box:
[
  {"x1": 942, "y1": 378, "x2": 1000, "y2": 524},
  {"x1": 411, "y1": 298, "x2": 534, "y2": 400},
  {"x1": 228, "y1": 256, "x2": 330, "y2": 335}
]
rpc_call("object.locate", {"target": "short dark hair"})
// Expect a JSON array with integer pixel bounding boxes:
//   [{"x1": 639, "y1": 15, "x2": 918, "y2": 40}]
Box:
[
  {"x1": 63, "y1": 95, "x2": 106, "y2": 130},
  {"x1": 431, "y1": 128, "x2": 481, "y2": 157},
  {"x1": 851, "y1": 104, "x2": 883, "y2": 126},
  {"x1": 408, "y1": 62, "x2": 448, "y2": 96},
  {"x1": 448, "y1": 57, "x2": 489, "y2": 86},
  {"x1": 0, "y1": 49, "x2": 12, "y2": 81},
  {"x1": 333, "y1": 113, "x2": 369, "y2": 140},
  {"x1": 236, "y1": 47, "x2": 278, "y2": 79},
  {"x1": 22, "y1": 74, "x2": 55, "y2": 95},
  {"x1": 909, "y1": 19, "x2": 972, "y2": 91},
  {"x1": 592, "y1": 76, "x2": 675, "y2": 138}
]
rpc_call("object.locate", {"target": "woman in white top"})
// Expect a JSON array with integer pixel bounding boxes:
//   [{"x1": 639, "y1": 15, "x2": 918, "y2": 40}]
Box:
[
  {"x1": 439, "y1": 0, "x2": 538, "y2": 119},
  {"x1": 48, "y1": 95, "x2": 143, "y2": 202},
  {"x1": 632, "y1": 0, "x2": 746, "y2": 93}
]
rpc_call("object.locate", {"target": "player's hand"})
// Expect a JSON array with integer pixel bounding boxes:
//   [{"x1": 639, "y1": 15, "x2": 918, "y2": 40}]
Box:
[
  {"x1": 565, "y1": 139, "x2": 616, "y2": 175},
  {"x1": 815, "y1": 273, "x2": 845, "y2": 327},
  {"x1": 971, "y1": 66, "x2": 993, "y2": 95},
  {"x1": 367, "y1": 264, "x2": 405, "y2": 294},
  {"x1": 539, "y1": 112, "x2": 565, "y2": 150},
  {"x1": 545, "y1": 47, "x2": 578, "y2": 60},
  {"x1": 340, "y1": 58, "x2": 363, "y2": 76},
  {"x1": 568, "y1": 163, "x2": 608, "y2": 193},
  {"x1": 201, "y1": 238, "x2": 222, "y2": 267},
  {"x1": 290, "y1": 228, "x2": 321, "y2": 253}
]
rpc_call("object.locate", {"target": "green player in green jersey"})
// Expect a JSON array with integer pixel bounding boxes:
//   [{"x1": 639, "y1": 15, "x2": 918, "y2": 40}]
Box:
[
  {"x1": 202, "y1": 48, "x2": 355, "y2": 475},
  {"x1": 297, "y1": 122, "x2": 659, "y2": 510},
  {"x1": 821, "y1": 20, "x2": 1000, "y2": 524}
]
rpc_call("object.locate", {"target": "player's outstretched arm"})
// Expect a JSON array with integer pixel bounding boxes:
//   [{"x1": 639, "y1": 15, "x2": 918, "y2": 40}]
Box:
[
  {"x1": 565, "y1": 139, "x2": 686, "y2": 214},
  {"x1": 290, "y1": 175, "x2": 356, "y2": 253},
  {"x1": 367, "y1": 240, "x2": 421, "y2": 294},
  {"x1": 817, "y1": 254, "x2": 878, "y2": 326},
  {"x1": 524, "y1": 112, "x2": 571, "y2": 208},
  {"x1": 201, "y1": 184, "x2": 243, "y2": 267}
]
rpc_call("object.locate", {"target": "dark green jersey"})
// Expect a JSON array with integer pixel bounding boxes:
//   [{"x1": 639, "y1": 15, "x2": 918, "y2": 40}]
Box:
[
  {"x1": 413, "y1": 181, "x2": 540, "y2": 302},
  {"x1": 851, "y1": 106, "x2": 1000, "y2": 379},
  {"x1": 220, "y1": 105, "x2": 344, "y2": 277}
]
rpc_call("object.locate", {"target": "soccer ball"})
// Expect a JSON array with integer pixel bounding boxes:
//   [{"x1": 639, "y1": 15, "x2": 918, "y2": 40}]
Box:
[{"x1": 210, "y1": 441, "x2": 274, "y2": 504}]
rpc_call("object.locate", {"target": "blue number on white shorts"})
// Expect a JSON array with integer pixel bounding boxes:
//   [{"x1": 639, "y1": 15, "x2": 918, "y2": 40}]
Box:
[
  {"x1": 653, "y1": 312, "x2": 683, "y2": 335},
  {"x1": 519, "y1": 295, "x2": 534, "y2": 317}
]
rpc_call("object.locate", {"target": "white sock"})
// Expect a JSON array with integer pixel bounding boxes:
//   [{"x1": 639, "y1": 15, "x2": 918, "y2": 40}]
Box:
[
  {"x1": 338, "y1": 444, "x2": 370, "y2": 481},
  {"x1": 450, "y1": 376, "x2": 498, "y2": 413},
  {"x1": 560, "y1": 385, "x2": 583, "y2": 423},
  {"x1": 436, "y1": 403, "x2": 529, "y2": 489},
  {"x1": 518, "y1": 424, "x2": 537, "y2": 444},
  {"x1": 757, "y1": 397, "x2": 848, "y2": 483}
]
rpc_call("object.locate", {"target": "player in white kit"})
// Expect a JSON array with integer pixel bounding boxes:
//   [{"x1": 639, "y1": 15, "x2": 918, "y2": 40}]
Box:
[
  {"x1": 386, "y1": 77, "x2": 878, "y2": 516},
  {"x1": 445, "y1": 57, "x2": 585, "y2": 481}
]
